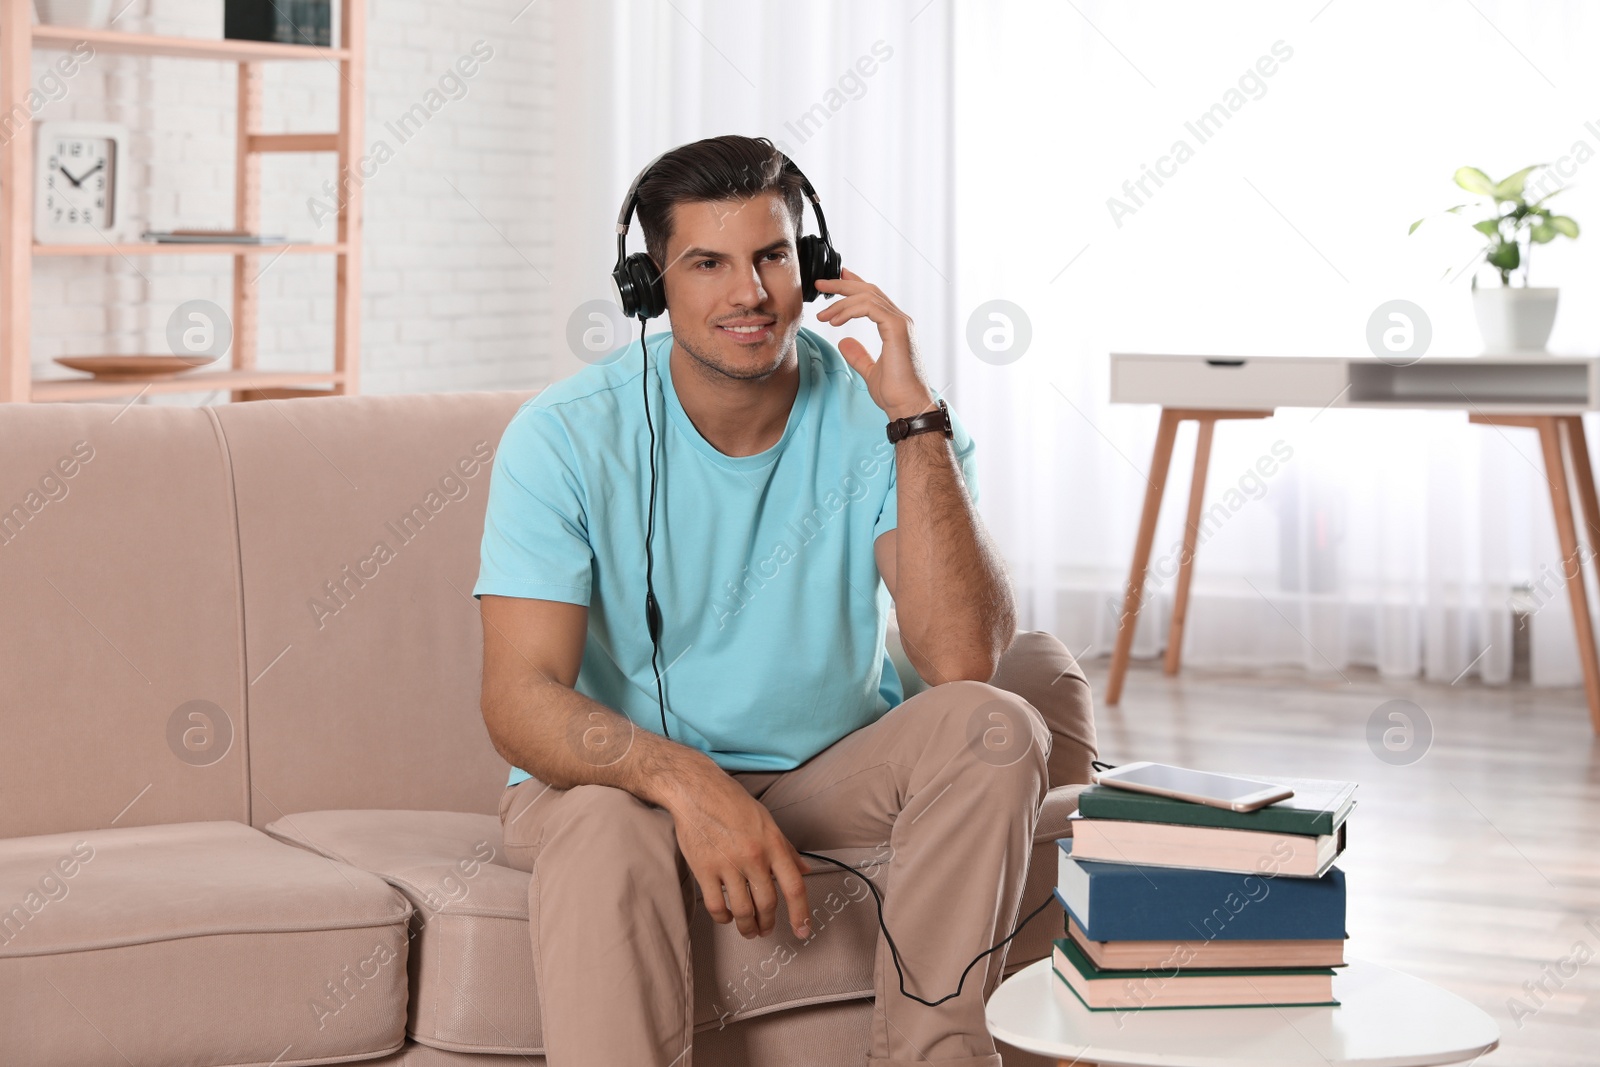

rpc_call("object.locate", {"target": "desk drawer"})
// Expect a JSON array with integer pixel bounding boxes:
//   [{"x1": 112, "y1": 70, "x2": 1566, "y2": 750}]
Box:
[{"x1": 1111, "y1": 355, "x2": 1348, "y2": 410}]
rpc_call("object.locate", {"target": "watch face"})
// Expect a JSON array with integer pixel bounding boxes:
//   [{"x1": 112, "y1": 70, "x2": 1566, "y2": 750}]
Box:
[{"x1": 43, "y1": 136, "x2": 116, "y2": 231}]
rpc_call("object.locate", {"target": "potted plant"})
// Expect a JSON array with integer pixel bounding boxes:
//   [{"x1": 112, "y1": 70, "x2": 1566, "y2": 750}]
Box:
[{"x1": 1411, "y1": 164, "x2": 1580, "y2": 352}]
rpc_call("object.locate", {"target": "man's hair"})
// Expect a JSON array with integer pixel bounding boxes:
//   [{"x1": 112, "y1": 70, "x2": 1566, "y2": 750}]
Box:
[{"x1": 635, "y1": 135, "x2": 807, "y2": 271}]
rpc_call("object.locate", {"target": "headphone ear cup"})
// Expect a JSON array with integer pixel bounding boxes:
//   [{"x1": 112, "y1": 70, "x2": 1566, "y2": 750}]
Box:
[
  {"x1": 615, "y1": 252, "x2": 667, "y2": 320},
  {"x1": 798, "y1": 234, "x2": 842, "y2": 303},
  {"x1": 610, "y1": 263, "x2": 636, "y2": 319}
]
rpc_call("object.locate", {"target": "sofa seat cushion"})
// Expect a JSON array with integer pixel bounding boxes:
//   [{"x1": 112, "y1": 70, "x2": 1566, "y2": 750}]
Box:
[
  {"x1": 262, "y1": 785, "x2": 1086, "y2": 1056},
  {"x1": 0, "y1": 820, "x2": 412, "y2": 1067}
]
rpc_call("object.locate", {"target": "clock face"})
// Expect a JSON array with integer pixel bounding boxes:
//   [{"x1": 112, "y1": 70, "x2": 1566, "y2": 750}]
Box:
[{"x1": 43, "y1": 137, "x2": 116, "y2": 231}]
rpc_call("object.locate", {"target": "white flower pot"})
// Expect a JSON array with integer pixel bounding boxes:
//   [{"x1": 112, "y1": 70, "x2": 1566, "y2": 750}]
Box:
[
  {"x1": 1473, "y1": 286, "x2": 1559, "y2": 353},
  {"x1": 35, "y1": 0, "x2": 112, "y2": 28}
]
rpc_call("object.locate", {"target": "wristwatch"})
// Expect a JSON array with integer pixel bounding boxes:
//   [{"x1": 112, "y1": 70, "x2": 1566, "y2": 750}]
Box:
[{"x1": 886, "y1": 397, "x2": 953, "y2": 444}]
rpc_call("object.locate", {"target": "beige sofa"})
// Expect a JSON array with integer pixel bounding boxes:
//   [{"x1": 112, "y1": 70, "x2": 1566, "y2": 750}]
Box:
[{"x1": 0, "y1": 390, "x2": 1089, "y2": 1067}]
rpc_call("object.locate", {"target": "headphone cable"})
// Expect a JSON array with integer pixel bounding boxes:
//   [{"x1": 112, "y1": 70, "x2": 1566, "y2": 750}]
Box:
[
  {"x1": 635, "y1": 312, "x2": 1115, "y2": 1003},
  {"x1": 641, "y1": 319, "x2": 669, "y2": 740},
  {"x1": 797, "y1": 760, "x2": 1120, "y2": 1003},
  {"x1": 795, "y1": 850, "x2": 1059, "y2": 1007}
]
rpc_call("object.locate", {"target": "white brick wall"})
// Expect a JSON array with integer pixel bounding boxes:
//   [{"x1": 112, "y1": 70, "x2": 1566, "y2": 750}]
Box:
[{"x1": 25, "y1": 0, "x2": 552, "y2": 404}]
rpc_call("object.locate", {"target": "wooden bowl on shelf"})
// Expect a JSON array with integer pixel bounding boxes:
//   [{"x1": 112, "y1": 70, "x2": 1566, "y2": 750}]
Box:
[{"x1": 53, "y1": 355, "x2": 218, "y2": 381}]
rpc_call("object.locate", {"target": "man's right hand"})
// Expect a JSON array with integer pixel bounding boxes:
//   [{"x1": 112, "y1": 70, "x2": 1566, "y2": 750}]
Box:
[
  {"x1": 666, "y1": 761, "x2": 814, "y2": 942},
  {"x1": 478, "y1": 595, "x2": 814, "y2": 941}
]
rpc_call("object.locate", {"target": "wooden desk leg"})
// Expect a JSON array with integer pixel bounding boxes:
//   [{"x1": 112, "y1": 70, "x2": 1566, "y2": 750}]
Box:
[
  {"x1": 1548, "y1": 418, "x2": 1600, "y2": 734},
  {"x1": 1106, "y1": 409, "x2": 1181, "y2": 705},
  {"x1": 1474, "y1": 413, "x2": 1600, "y2": 735},
  {"x1": 1107, "y1": 409, "x2": 1272, "y2": 704},
  {"x1": 1165, "y1": 418, "x2": 1216, "y2": 676},
  {"x1": 1563, "y1": 415, "x2": 1600, "y2": 552}
]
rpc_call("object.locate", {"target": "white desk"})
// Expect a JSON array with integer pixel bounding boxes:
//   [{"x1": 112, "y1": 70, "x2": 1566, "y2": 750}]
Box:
[
  {"x1": 987, "y1": 956, "x2": 1500, "y2": 1067},
  {"x1": 1106, "y1": 353, "x2": 1600, "y2": 734}
]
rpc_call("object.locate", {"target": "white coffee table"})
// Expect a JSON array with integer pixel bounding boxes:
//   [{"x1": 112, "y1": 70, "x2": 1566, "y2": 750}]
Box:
[{"x1": 987, "y1": 956, "x2": 1500, "y2": 1067}]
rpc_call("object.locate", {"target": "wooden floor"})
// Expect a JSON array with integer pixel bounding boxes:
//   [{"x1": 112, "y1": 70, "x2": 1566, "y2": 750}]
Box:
[{"x1": 1009, "y1": 655, "x2": 1600, "y2": 1067}]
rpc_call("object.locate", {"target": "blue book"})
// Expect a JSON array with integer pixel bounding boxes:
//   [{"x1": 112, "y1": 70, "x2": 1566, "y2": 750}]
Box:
[{"x1": 1055, "y1": 839, "x2": 1347, "y2": 942}]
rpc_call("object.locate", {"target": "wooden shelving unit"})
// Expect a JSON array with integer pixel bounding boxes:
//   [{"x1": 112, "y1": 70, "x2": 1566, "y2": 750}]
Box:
[
  {"x1": 0, "y1": 1, "x2": 365, "y2": 403},
  {"x1": 33, "y1": 242, "x2": 347, "y2": 257}
]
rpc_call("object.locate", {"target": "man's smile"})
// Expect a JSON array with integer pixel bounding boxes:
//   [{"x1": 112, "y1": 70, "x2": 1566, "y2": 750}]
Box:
[{"x1": 716, "y1": 318, "x2": 776, "y2": 344}]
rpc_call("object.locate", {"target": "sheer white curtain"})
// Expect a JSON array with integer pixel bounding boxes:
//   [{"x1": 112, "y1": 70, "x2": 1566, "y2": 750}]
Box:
[
  {"x1": 548, "y1": 1, "x2": 956, "y2": 394},
  {"x1": 550, "y1": 0, "x2": 1600, "y2": 691},
  {"x1": 950, "y1": 0, "x2": 1600, "y2": 690}
]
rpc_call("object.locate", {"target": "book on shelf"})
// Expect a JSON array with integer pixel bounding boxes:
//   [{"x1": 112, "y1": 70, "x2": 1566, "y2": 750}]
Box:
[
  {"x1": 1054, "y1": 839, "x2": 1348, "y2": 942},
  {"x1": 1075, "y1": 775, "x2": 1357, "y2": 837},
  {"x1": 1050, "y1": 936, "x2": 1339, "y2": 1012},
  {"x1": 1064, "y1": 809, "x2": 1348, "y2": 878},
  {"x1": 142, "y1": 229, "x2": 290, "y2": 245},
  {"x1": 1062, "y1": 912, "x2": 1346, "y2": 971}
]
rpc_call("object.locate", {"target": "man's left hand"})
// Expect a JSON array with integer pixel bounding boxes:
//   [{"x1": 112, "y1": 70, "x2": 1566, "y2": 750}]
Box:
[{"x1": 813, "y1": 268, "x2": 938, "y2": 421}]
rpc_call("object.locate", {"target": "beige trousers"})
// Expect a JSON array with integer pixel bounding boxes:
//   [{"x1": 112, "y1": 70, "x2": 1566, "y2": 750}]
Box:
[{"x1": 499, "y1": 630, "x2": 1098, "y2": 1066}]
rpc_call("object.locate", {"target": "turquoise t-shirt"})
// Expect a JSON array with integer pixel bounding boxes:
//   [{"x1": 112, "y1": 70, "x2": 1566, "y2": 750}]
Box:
[{"x1": 473, "y1": 325, "x2": 977, "y2": 785}]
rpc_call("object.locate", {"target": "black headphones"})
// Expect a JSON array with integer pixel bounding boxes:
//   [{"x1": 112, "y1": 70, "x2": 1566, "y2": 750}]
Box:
[
  {"x1": 604, "y1": 145, "x2": 1049, "y2": 1009},
  {"x1": 610, "y1": 146, "x2": 843, "y2": 321}
]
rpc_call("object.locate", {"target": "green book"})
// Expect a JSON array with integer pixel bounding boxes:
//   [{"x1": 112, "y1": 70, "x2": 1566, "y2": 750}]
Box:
[
  {"x1": 1051, "y1": 937, "x2": 1340, "y2": 1011},
  {"x1": 1076, "y1": 776, "x2": 1357, "y2": 836}
]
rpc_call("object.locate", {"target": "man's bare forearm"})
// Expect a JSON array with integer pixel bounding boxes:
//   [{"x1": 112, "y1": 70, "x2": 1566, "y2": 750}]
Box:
[
  {"x1": 890, "y1": 421, "x2": 1016, "y2": 682},
  {"x1": 487, "y1": 679, "x2": 717, "y2": 814}
]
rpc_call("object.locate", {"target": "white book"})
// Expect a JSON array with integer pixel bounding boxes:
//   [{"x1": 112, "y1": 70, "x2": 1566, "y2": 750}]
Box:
[{"x1": 1065, "y1": 811, "x2": 1344, "y2": 878}]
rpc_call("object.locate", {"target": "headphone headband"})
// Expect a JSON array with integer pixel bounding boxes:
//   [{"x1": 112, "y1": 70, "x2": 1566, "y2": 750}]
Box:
[
  {"x1": 614, "y1": 149, "x2": 831, "y2": 240},
  {"x1": 614, "y1": 148, "x2": 671, "y2": 234}
]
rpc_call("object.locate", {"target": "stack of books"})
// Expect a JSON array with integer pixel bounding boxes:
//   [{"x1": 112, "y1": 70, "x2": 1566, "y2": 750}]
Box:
[{"x1": 1051, "y1": 775, "x2": 1357, "y2": 1015}]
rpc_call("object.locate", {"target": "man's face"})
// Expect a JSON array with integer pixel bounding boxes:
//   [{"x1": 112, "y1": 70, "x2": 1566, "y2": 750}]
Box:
[{"x1": 658, "y1": 190, "x2": 804, "y2": 382}]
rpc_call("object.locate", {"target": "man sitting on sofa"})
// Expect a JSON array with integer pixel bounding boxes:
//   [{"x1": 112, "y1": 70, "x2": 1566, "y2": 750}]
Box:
[{"x1": 474, "y1": 134, "x2": 1096, "y2": 1067}]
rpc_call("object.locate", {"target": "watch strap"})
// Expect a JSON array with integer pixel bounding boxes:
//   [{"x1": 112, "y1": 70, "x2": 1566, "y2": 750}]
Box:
[{"x1": 886, "y1": 397, "x2": 953, "y2": 444}]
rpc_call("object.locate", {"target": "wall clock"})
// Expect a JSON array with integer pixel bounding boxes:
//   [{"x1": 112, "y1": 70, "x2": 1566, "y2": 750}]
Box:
[{"x1": 35, "y1": 120, "x2": 128, "y2": 244}]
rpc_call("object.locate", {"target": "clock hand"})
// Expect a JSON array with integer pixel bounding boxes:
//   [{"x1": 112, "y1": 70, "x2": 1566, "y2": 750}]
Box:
[
  {"x1": 77, "y1": 161, "x2": 105, "y2": 182},
  {"x1": 57, "y1": 164, "x2": 83, "y2": 188}
]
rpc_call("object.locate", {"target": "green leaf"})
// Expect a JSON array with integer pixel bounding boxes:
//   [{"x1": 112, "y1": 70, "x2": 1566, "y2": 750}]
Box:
[
  {"x1": 1487, "y1": 241, "x2": 1521, "y2": 271},
  {"x1": 1444, "y1": 204, "x2": 1470, "y2": 214},
  {"x1": 1531, "y1": 221, "x2": 1557, "y2": 243},
  {"x1": 1454, "y1": 167, "x2": 1496, "y2": 195},
  {"x1": 1473, "y1": 218, "x2": 1501, "y2": 237},
  {"x1": 1550, "y1": 215, "x2": 1580, "y2": 238},
  {"x1": 1409, "y1": 218, "x2": 1426, "y2": 235},
  {"x1": 1493, "y1": 164, "x2": 1545, "y2": 201}
]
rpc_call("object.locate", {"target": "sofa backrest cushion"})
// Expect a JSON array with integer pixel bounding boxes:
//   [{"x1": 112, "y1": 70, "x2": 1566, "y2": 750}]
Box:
[
  {"x1": 0, "y1": 403, "x2": 249, "y2": 838},
  {"x1": 213, "y1": 391, "x2": 533, "y2": 827}
]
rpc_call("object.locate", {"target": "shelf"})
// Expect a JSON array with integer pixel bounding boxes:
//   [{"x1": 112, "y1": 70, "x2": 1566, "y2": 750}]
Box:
[
  {"x1": 31, "y1": 369, "x2": 343, "y2": 402},
  {"x1": 34, "y1": 242, "x2": 346, "y2": 256},
  {"x1": 31, "y1": 25, "x2": 348, "y2": 62},
  {"x1": 247, "y1": 132, "x2": 339, "y2": 153}
]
